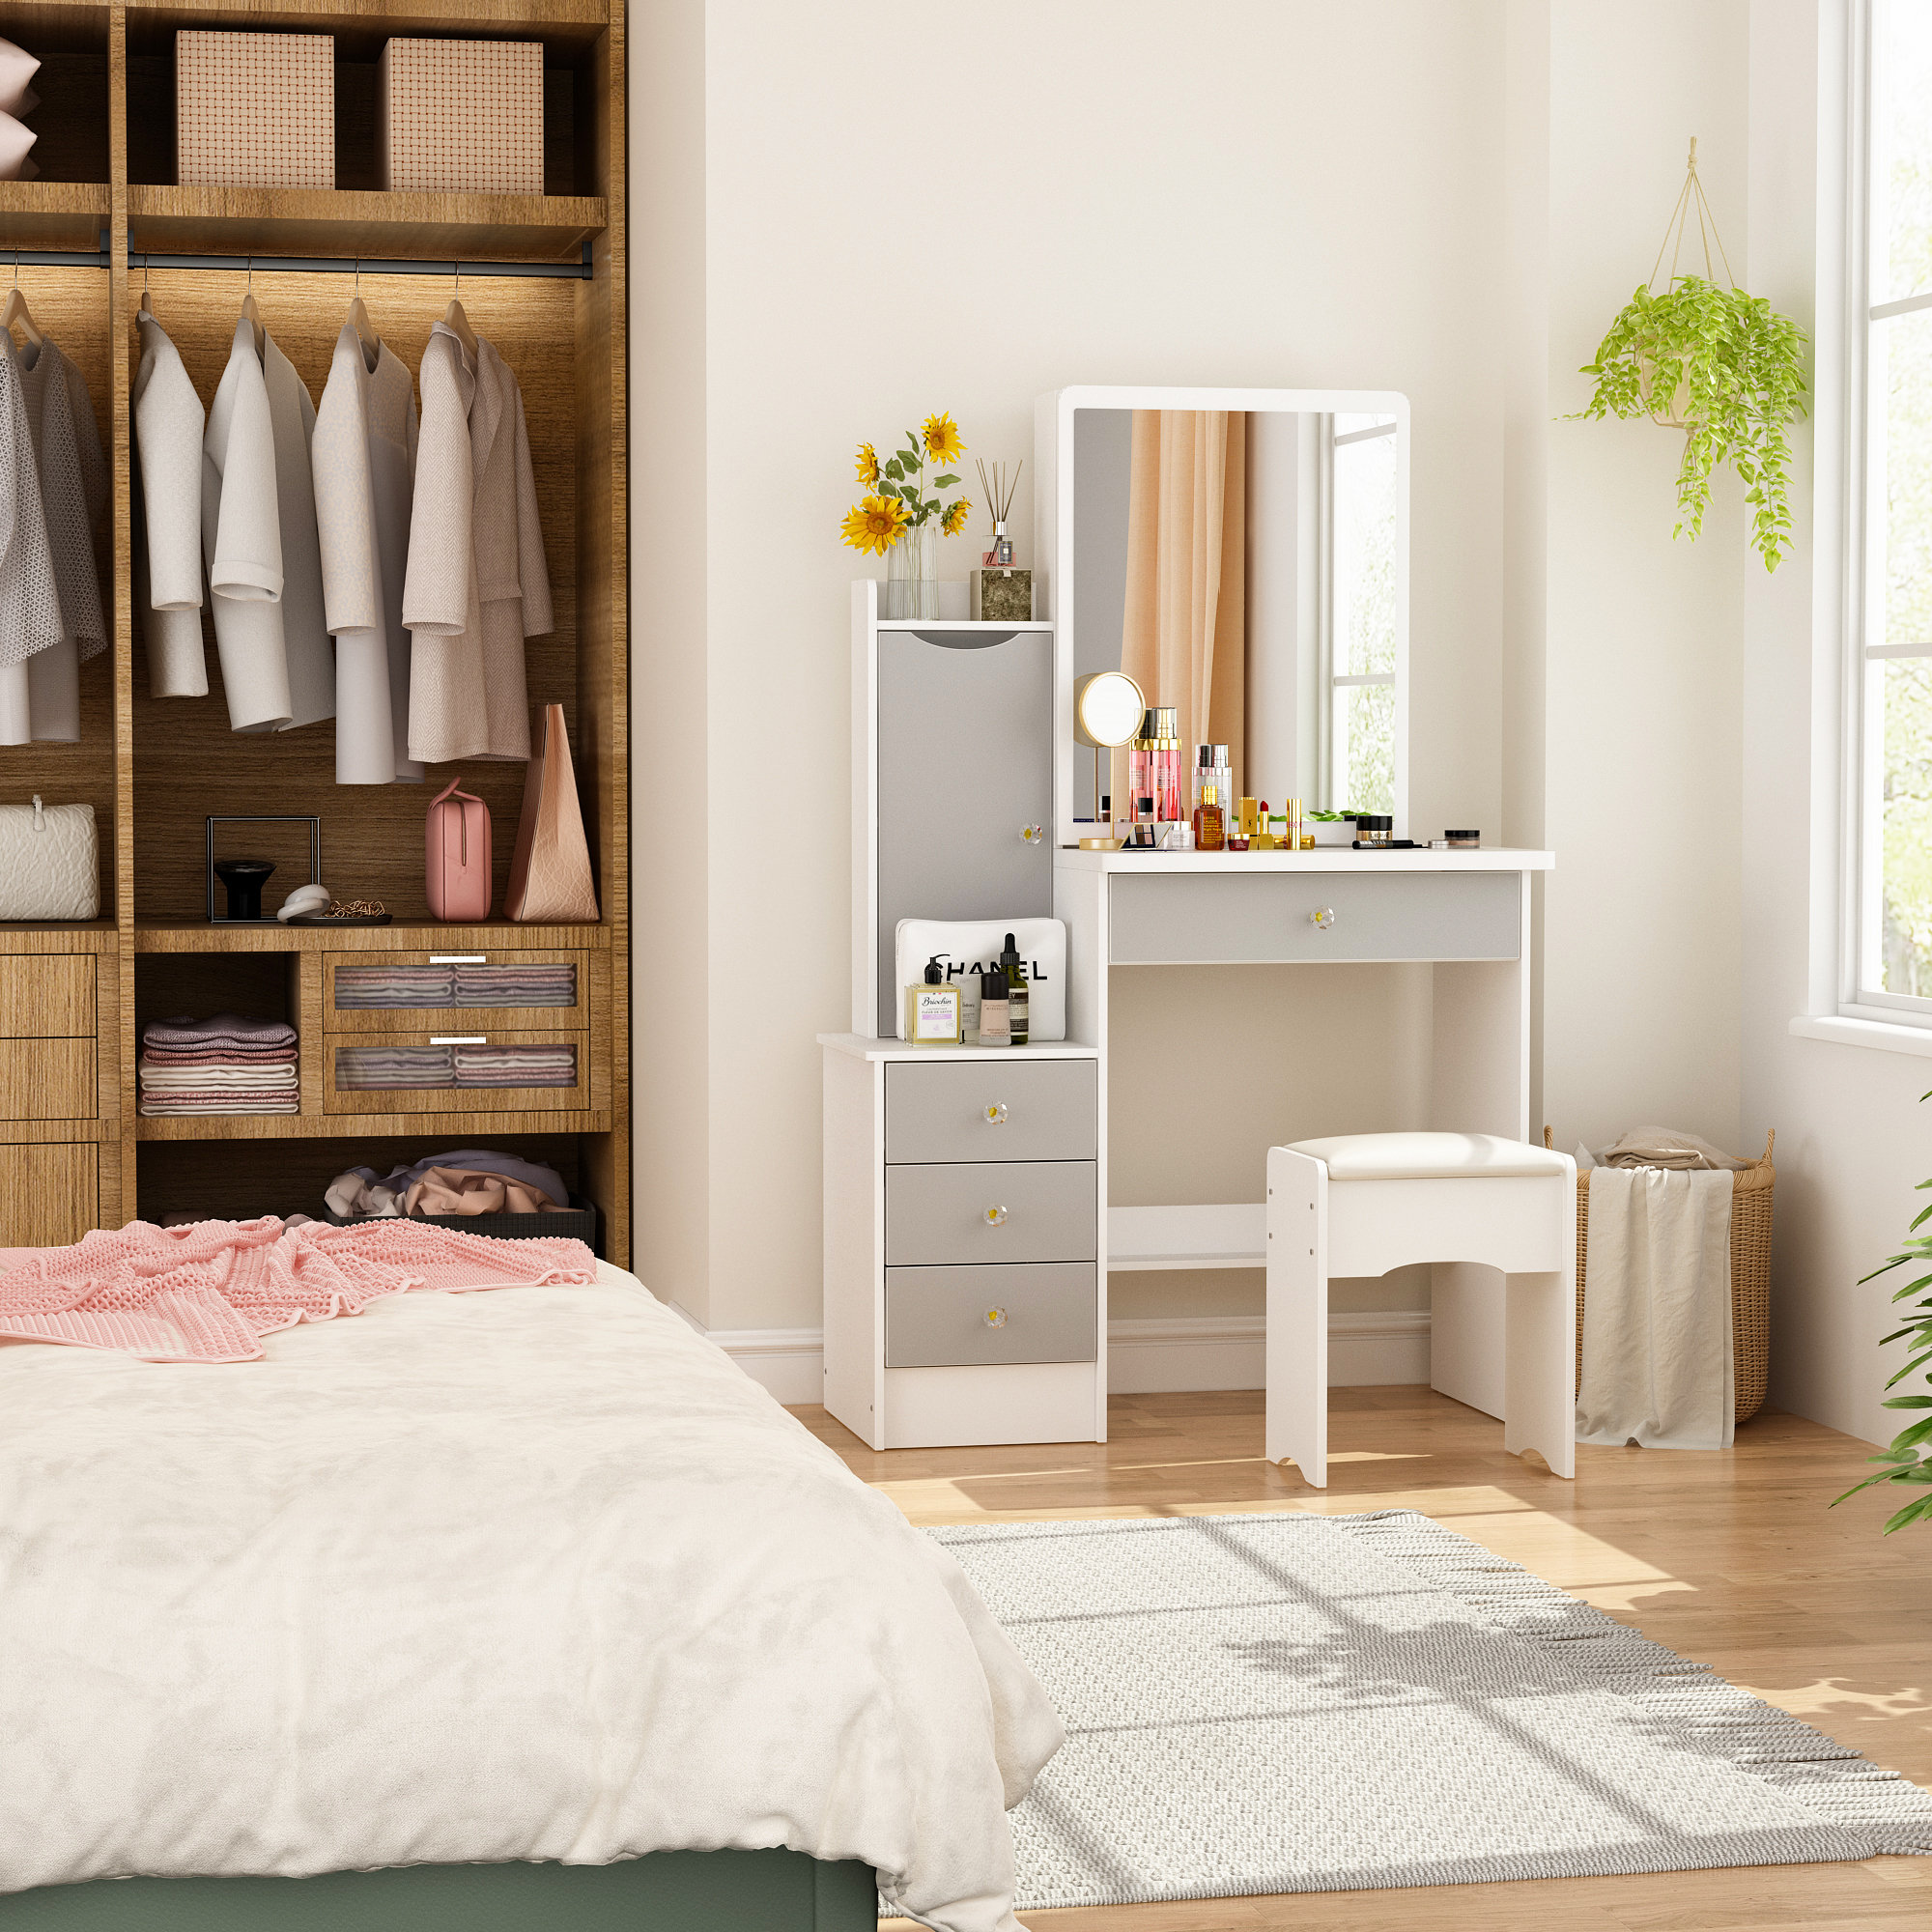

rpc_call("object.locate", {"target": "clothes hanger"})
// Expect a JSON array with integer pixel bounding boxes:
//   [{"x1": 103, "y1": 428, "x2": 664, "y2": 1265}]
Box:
[
  {"x1": 346, "y1": 257, "x2": 377, "y2": 361},
  {"x1": 1, "y1": 252, "x2": 43, "y2": 349},
  {"x1": 441, "y1": 264, "x2": 478, "y2": 361},
  {"x1": 240, "y1": 256, "x2": 263, "y2": 353},
  {"x1": 137, "y1": 251, "x2": 153, "y2": 318}
]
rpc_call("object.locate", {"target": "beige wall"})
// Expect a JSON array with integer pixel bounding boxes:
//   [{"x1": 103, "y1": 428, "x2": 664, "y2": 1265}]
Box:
[{"x1": 638, "y1": 0, "x2": 1515, "y2": 1332}]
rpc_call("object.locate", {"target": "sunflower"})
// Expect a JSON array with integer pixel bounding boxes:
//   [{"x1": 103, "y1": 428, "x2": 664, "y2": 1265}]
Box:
[
  {"x1": 941, "y1": 497, "x2": 972, "y2": 537},
  {"x1": 840, "y1": 493, "x2": 910, "y2": 556},
  {"x1": 923, "y1": 412, "x2": 965, "y2": 466},
  {"x1": 854, "y1": 441, "x2": 879, "y2": 487}
]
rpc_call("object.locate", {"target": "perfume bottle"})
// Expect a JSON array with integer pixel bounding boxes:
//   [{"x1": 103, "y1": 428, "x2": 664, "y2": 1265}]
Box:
[{"x1": 1192, "y1": 744, "x2": 1227, "y2": 851}]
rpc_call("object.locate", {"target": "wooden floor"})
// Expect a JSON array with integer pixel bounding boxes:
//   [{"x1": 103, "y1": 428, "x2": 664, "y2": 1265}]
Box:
[{"x1": 795, "y1": 1386, "x2": 1932, "y2": 1932}]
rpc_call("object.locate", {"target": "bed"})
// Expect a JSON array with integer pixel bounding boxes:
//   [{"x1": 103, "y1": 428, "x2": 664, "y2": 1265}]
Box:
[{"x1": 0, "y1": 1254, "x2": 1062, "y2": 1932}]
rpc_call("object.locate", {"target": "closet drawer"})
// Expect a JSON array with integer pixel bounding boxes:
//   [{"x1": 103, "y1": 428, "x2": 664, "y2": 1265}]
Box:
[
  {"x1": 886, "y1": 1262, "x2": 1097, "y2": 1368},
  {"x1": 324, "y1": 1029, "x2": 587, "y2": 1115},
  {"x1": 0, "y1": 1038, "x2": 96, "y2": 1120},
  {"x1": 885, "y1": 1160, "x2": 1096, "y2": 1267},
  {"x1": 325, "y1": 950, "x2": 588, "y2": 1028},
  {"x1": 0, "y1": 954, "x2": 94, "y2": 1037},
  {"x1": 885, "y1": 1059, "x2": 1096, "y2": 1165},
  {"x1": 1110, "y1": 870, "x2": 1521, "y2": 965},
  {"x1": 0, "y1": 1143, "x2": 97, "y2": 1245}
]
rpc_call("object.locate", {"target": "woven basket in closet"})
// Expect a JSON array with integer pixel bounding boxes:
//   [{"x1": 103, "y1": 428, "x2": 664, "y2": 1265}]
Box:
[{"x1": 1546, "y1": 1127, "x2": 1776, "y2": 1426}]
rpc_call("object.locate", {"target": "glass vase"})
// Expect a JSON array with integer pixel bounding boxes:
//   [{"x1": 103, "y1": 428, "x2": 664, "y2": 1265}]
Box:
[{"x1": 883, "y1": 521, "x2": 939, "y2": 620}]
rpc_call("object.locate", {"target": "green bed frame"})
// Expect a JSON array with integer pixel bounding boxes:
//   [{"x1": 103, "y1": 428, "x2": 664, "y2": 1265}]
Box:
[{"x1": 0, "y1": 1850, "x2": 879, "y2": 1931}]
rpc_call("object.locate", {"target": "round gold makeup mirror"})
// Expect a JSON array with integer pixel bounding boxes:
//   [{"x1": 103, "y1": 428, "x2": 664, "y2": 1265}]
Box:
[{"x1": 1072, "y1": 670, "x2": 1145, "y2": 847}]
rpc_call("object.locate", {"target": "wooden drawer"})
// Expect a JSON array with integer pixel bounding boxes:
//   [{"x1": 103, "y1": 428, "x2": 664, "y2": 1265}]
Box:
[
  {"x1": 885, "y1": 1160, "x2": 1097, "y2": 1267},
  {"x1": 0, "y1": 1143, "x2": 96, "y2": 1245},
  {"x1": 885, "y1": 1059, "x2": 1096, "y2": 1166},
  {"x1": 0, "y1": 954, "x2": 94, "y2": 1037},
  {"x1": 325, "y1": 949, "x2": 589, "y2": 1030},
  {"x1": 0, "y1": 1038, "x2": 96, "y2": 1120},
  {"x1": 886, "y1": 1262, "x2": 1096, "y2": 1368},
  {"x1": 323, "y1": 1029, "x2": 588, "y2": 1115},
  {"x1": 1109, "y1": 870, "x2": 1520, "y2": 965}
]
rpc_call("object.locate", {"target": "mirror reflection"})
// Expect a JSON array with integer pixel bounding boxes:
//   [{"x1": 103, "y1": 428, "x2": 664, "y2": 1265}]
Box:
[{"x1": 1071, "y1": 406, "x2": 1401, "y2": 830}]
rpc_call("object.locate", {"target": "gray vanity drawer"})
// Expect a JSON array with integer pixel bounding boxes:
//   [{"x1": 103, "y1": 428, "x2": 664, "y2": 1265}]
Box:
[
  {"x1": 886, "y1": 1058, "x2": 1096, "y2": 1165},
  {"x1": 1110, "y1": 870, "x2": 1520, "y2": 965},
  {"x1": 886, "y1": 1262, "x2": 1097, "y2": 1368},
  {"x1": 885, "y1": 1160, "x2": 1097, "y2": 1266}
]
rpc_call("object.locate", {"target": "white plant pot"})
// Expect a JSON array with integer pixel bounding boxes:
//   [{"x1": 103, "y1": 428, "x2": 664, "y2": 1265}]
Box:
[{"x1": 1310, "y1": 817, "x2": 1357, "y2": 846}]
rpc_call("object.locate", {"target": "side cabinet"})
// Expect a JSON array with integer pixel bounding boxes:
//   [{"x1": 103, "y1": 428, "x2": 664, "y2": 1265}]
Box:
[{"x1": 821, "y1": 1037, "x2": 1104, "y2": 1450}]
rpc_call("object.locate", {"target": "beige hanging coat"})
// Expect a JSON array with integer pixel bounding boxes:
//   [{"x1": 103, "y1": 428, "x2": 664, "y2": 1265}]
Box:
[
  {"x1": 133, "y1": 309, "x2": 209, "y2": 699},
  {"x1": 0, "y1": 342, "x2": 61, "y2": 747},
  {"x1": 313, "y1": 319, "x2": 419, "y2": 783},
  {"x1": 403, "y1": 323, "x2": 552, "y2": 765}
]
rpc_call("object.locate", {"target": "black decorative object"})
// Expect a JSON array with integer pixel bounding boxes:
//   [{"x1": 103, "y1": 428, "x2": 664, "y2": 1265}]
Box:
[
  {"x1": 206, "y1": 815, "x2": 323, "y2": 923},
  {"x1": 213, "y1": 859, "x2": 275, "y2": 920}
]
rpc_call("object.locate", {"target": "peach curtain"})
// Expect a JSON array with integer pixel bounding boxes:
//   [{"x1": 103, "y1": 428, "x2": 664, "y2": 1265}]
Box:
[{"x1": 1115, "y1": 411, "x2": 1246, "y2": 809}]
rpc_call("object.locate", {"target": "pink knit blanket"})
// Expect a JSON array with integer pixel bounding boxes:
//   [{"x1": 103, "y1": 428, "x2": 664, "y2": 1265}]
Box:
[{"x1": 0, "y1": 1218, "x2": 597, "y2": 1363}]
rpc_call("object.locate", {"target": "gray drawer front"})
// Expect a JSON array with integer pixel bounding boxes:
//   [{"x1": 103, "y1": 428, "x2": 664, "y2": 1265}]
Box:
[
  {"x1": 887, "y1": 1263, "x2": 1097, "y2": 1368},
  {"x1": 885, "y1": 1160, "x2": 1097, "y2": 1266},
  {"x1": 1110, "y1": 870, "x2": 1520, "y2": 965},
  {"x1": 886, "y1": 1059, "x2": 1097, "y2": 1165}
]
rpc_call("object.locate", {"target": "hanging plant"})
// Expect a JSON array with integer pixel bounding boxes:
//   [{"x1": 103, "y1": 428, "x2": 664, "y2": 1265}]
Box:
[{"x1": 1571, "y1": 140, "x2": 1808, "y2": 573}]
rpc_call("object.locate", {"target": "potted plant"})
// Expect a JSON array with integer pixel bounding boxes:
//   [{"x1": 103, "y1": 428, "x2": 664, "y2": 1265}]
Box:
[
  {"x1": 840, "y1": 413, "x2": 972, "y2": 619},
  {"x1": 1572, "y1": 142, "x2": 1808, "y2": 573}
]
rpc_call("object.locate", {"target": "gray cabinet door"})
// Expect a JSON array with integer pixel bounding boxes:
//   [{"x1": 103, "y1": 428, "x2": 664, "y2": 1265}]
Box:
[
  {"x1": 886, "y1": 1058, "x2": 1097, "y2": 1164},
  {"x1": 886, "y1": 1262, "x2": 1098, "y2": 1367},
  {"x1": 877, "y1": 629, "x2": 1054, "y2": 1035},
  {"x1": 885, "y1": 1160, "x2": 1097, "y2": 1266}
]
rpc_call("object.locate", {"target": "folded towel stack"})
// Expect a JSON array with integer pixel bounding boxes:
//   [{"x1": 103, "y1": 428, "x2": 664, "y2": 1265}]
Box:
[
  {"x1": 335, "y1": 1045, "x2": 455, "y2": 1090},
  {"x1": 453, "y1": 963, "x2": 577, "y2": 1007},
  {"x1": 454, "y1": 1043, "x2": 577, "y2": 1087},
  {"x1": 334, "y1": 965, "x2": 455, "y2": 1009},
  {"x1": 139, "y1": 1014, "x2": 298, "y2": 1116}
]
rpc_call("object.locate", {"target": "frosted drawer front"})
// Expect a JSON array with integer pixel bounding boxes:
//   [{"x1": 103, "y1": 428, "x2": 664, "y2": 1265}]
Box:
[
  {"x1": 1110, "y1": 870, "x2": 1521, "y2": 965},
  {"x1": 885, "y1": 1059, "x2": 1096, "y2": 1165},
  {"x1": 379, "y1": 38, "x2": 543, "y2": 193},
  {"x1": 885, "y1": 1160, "x2": 1097, "y2": 1267},
  {"x1": 177, "y1": 32, "x2": 334, "y2": 187},
  {"x1": 328, "y1": 1037, "x2": 582, "y2": 1115},
  {"x1": 886, "y1": 1263, "x2": 1097, "y2": 1368},
  {"x1": 333, "y1": 962, "x2": 578, "y2": 1009}
]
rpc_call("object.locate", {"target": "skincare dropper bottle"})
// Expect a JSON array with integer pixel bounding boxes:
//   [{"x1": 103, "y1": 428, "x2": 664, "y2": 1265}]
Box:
[{"x1": 1001, "y1": 931, "x2": 1030, "y2": 1047}]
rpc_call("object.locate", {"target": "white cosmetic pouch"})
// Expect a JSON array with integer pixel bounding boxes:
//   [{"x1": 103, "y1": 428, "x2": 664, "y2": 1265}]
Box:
[
  {"x1": 0, "y1": 796, "x2": 99, "y2": 920},
  {"x1": 895, "y1": 917, "x2": 1066, "y2": 1041}
]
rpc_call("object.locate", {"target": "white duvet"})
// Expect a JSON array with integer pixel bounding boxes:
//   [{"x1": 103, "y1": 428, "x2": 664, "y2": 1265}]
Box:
[{"x1": 0, "y1": 1263, "x2": 1062, "y2": 1930}]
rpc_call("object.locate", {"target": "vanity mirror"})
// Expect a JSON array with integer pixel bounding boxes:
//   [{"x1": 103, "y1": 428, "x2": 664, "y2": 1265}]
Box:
[{"x1": 1036, "y1": 385, "x2": 1409, "y2": 848}]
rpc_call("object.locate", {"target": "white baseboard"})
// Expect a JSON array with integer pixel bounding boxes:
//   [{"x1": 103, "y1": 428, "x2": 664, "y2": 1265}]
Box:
[{"x1": 673, "y1": 1306, "x2": 1432, "y2": 1405}]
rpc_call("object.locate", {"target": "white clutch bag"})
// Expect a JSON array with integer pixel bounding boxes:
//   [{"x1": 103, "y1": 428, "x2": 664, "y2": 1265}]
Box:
[
  {"x1": 894, "y1": 917, "x2": 1066, "y2": 1040},
  {"x1": 0, "y1": 796, "x2": 99, "y2": 920}
]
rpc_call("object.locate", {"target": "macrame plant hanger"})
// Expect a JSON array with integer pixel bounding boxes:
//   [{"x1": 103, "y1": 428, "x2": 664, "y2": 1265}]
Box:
[{"x1": 1643, "y1": 136, "x2": 1736, "y2": 427}]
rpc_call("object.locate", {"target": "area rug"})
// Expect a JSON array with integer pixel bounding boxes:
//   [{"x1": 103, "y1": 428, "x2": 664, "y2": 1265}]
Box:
[{"x1": 930, "y1": 1511, "x2": 1932, "y2": 1912}]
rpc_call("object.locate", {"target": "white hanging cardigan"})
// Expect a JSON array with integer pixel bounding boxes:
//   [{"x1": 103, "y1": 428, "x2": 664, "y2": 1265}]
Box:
[
  {"x1": 403, "y1": 323, "x2": 552, "y2": 764},
  {"x1": 0, "y1": 344, "x2": 61, "y2": 746},
  {"x1": 313, "y1": 320, "x2": 420, "y2": 784},
  {"x1": 0, "y1": 332, "x2": 104, "y2": 745},
  {"x1": 134, "y1": 310, "x2": 209, "y2": 699}
]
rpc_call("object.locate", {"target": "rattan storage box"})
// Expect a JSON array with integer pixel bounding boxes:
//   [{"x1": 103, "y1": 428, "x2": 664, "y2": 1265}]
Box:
[
  {"x1": 176, "y1": 33, "x2": 334, "y2": 188},
  {"x1": 379, "y1": 39, "x2": 544, "y2": 194}
]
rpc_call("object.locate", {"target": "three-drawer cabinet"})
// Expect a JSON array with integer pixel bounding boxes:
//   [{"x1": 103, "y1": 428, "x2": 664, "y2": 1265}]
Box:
[{"x1": 821, "y1": 1037, "x2": 1103, "y2": 1450}]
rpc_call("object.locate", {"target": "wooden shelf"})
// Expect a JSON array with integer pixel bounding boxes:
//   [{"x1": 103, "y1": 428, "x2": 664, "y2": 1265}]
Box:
[
  {"x1": 136, "y1": 1108, "x2": 611, "y2": 1140},
  {"x1": 128, "y1": 0, "x2": 609, "y2": 58},
  {"x1": 128, "y1": 185, "x2": 606, "y2": 264},
  {"x1": 0, "y1": 180, "x2": 109, "y2": 251},
  {"x1": 0, "y1": 923, "x2": 119, "y2": 950},
  {"x1": 134, "y1": 923, "x2": 611, "y2": 952}
]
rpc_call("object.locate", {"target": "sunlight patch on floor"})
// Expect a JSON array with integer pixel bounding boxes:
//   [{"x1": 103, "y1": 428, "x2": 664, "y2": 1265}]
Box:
[{"x1": 1735, "y1": 1675, "x2": 1932, "y2": 1722}]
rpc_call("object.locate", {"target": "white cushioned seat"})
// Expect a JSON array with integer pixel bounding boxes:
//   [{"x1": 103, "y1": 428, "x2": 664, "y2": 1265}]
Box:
[{"x1": 1285, "y1": 1131, "x2": 1569, "y2": 1181}]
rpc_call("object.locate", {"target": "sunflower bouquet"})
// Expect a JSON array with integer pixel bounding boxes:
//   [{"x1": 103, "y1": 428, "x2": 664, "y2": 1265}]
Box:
[{"x1": 840, "y1": 412, "x2": 971, "y2": 556}]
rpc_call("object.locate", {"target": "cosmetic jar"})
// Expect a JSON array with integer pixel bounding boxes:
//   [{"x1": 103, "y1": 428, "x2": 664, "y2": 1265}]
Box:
[
  {"x1": 1354, "y1": 814, "x2": 1393, "y2": 848},
  {"x1": 1444, "y1": 829, "x2": 1481, "y2": 848}
]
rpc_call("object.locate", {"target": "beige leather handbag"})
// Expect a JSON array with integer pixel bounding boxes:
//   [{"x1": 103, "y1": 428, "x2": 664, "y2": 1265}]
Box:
[{"x1": 505, "y1": 704, "x2": 599, "y2": 923}]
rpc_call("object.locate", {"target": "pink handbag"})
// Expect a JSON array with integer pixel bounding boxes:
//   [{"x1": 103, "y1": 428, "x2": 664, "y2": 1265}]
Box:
[
  {"x1": 426, "y1": 778, "x2": 493, "y2": 921},
  {"x1": 505, "y1": 704, "x2": 599, "y2": 922}
]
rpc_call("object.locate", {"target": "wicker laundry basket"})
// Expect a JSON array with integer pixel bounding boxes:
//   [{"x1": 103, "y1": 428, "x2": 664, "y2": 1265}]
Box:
[{"x1": 1545, "y1": 1128, "x2": 1776, "y2": 1426}]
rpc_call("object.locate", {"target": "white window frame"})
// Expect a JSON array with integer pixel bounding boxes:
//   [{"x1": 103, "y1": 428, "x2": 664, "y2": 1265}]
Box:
[
  {"x1": 1839, "y1": 0, "x2": 1932, "y2": 1027},
  {"x1": 1321, "y1": 416, "x2": 1401, "y2": 813}
]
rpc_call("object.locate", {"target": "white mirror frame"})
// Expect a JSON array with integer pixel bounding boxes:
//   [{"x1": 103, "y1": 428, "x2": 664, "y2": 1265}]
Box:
[{"x1": 1034, "y1": 384, "x2": 1411, "y2": 850}]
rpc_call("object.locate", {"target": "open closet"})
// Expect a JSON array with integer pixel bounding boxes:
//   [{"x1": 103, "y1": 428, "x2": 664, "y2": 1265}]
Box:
[{"x1": 0, "y1": 0, "x2": 629, "y2": 1262}]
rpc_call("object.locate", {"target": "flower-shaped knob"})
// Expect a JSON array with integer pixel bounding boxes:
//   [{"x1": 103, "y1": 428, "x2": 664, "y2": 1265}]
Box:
[
  {"x1": 984, "y1": 1102, "x2": 1009, "y2": 1125},
  {"x1": 1310, "y1": 906, "x2": 1336, "y2": 929},
  {"x1": 1020, "y1": 825, "x2": 1044, "y2": 843},
  {"x1": 983, "y1": 1306, "x2": 1009, "y2": 1328},
  {"x1": 983, "y1": 1206, "x2": 1008, "y2": 1227}
]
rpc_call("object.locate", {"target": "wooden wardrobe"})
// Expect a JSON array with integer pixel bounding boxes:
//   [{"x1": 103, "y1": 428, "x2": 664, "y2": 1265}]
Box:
[{"x1": 0, "y1": 0, "x2": 629, "y2": 1262}]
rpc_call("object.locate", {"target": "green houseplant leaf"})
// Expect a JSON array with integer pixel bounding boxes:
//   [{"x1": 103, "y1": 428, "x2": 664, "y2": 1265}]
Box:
[{"x1": 1571, "y1": 274, "x2": 1808, "y2": 572}]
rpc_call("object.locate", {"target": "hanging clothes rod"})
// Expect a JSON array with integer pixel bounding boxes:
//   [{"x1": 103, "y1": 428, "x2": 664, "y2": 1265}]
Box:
[{"x1": 0, "y1": 233, "x2": 592, "y2": 278}]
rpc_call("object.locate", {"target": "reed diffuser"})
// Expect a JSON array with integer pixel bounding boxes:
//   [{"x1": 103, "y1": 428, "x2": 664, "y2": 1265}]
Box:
[
  {"x1": 977, "y1": 459, "x2": 1023, "y2": 566},
  {"x1": 970, "y1": 460, "x2": 1034, "y2": 621}
]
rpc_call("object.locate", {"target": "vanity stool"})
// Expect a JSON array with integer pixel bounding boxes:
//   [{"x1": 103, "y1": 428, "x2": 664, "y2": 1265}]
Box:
[{"x1": 1264, "y1": 1132, "x2": 1577, "y2": 1487}]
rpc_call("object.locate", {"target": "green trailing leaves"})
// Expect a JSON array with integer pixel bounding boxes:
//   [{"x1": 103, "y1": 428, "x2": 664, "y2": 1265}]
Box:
[{"x1": 1572, "y1": 274, "x2": 1808, "y2": 572}]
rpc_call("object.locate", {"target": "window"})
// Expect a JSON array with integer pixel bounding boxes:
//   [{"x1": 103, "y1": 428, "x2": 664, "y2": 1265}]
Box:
[
  {"x1": 1323, "y1": 414, "x2": 1399, "y2": 813},
  {"x1": 1854, "y1": 1, "x2": 1932, "y2": 1017}
]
